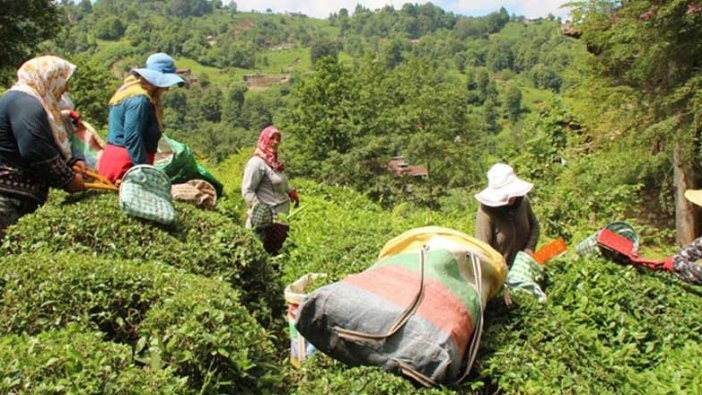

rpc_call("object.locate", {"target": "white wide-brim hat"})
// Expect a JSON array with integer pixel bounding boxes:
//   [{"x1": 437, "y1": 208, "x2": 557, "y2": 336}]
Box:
[
  {"x1": 685, "y1": 189, "x2": 702, "y2": 207},
  {"x1": 475, "y1": 163, "x2": 533, "y2": 207}
]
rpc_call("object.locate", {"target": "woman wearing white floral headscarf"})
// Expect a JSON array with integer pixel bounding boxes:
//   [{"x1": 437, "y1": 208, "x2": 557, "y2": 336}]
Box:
[{"x1": 0, "y1": 55, "x2": 86, "y2": 237}]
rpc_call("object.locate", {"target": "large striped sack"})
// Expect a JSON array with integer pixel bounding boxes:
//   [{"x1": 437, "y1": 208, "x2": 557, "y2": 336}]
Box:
[{"x1": 295, "y1": 227, "x2": 507, "y2": 386}]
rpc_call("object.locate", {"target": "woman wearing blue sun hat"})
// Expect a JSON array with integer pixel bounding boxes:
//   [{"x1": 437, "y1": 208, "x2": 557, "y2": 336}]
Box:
[{"x1": 98, "y1": 53, "x2": 185, "y2": 182}]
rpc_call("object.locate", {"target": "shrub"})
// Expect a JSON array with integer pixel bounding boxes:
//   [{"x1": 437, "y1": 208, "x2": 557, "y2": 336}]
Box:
[
  {"x1": 139, "y1": 274, "x2": 281, "y2": 394},
  {"x1": 0, "y1": 325, "x2": 187, "y2": 394},
  {"x1": 1, "y1": 192, "x2": 283, "y2": 329},
  {"x1": 473, "y1": 254, "x2": 702, "y2": 393},
  {"x1": 291, "y1": 354, "x2": 452, "y2": 395},
  {"x1": 0, "y1": 253, "x2": 281, "y2": 394},
  {"x1": 0, "y1": 254, "x2": 165, "y2": 340},
  {"x1": 281, "y1": 179, "x2": 475, "y2": 286}
]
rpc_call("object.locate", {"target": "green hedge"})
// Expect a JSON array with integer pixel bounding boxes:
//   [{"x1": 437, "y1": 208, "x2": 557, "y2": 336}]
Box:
[
  {"x1": 291, "y1": 354, "x2": 452, "y2": 395},
  {"x1": 139, "y1": 269, "x2": 281, "y2": 394},
  {"x1": 474, "y1": 254, "x2": 702, "y2": 394},
  {"x1": 0, "y1": 253, "x2": 281, "y2": 394},
  {"x1": 0, "y1": 325, "x2": 187, "y2": 394},
  {"x1": 0, "y1": 254, "x2": 164, "y2": 339},
  {"x1": 1, "y1": 192, "x2": 283, "y2": 329}
]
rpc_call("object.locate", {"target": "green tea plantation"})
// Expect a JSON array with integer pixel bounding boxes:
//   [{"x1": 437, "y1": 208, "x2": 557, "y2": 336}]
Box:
[{"x1": 1, "y1": 179, "x2": 700, "y2": 394}]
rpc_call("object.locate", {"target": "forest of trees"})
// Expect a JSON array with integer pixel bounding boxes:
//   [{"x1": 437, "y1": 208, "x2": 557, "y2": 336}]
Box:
[
  {"x1": 2, "y1": 0, "x2": 701, "y2": 239},
  {"x1": 3, "y1": 1, "x2": 702, "y2": 394}
]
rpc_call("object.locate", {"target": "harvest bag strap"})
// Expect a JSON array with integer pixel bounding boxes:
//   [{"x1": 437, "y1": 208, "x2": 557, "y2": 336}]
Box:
[
  {"x1": 455, "y1": 251, "x2": 485, "y2": 384},
  {"x1": 397, "y1": 252, "x2": 486, "y2": 388},
  {"x1": 334, "y1": 246, "x2": 428, "y2": 342}
]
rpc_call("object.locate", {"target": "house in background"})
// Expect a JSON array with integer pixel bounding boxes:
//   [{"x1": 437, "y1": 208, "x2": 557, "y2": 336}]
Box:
[{"x1": 385, "y1": 156, "x2": 428, "y2": 177}]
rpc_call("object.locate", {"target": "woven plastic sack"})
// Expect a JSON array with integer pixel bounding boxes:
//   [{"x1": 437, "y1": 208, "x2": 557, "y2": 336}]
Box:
[
  {"x1": 284, "y1": 273, "x2": 326, "y2": 368},
  {"x1": 154, "y1": 135, "x2": 223, "y2": 196},
  {"x1": 506, "y1": 251, "x2": 546, "y2": 303},
  {"x1": 296, "y1": 227, "x2": 507, "y2": 387},
  {"x1": 171, "y1": 179, "x2": 217, "y2": 210},
  {"x1": 576, "y1": 222, "x2": 640, "y2": 256},
  {"x1": 68, "y1": 120, "x2": 105, "y2": 169},
  {"x1": 119, "y1": 165, "x2": 176, "y2": 225}
]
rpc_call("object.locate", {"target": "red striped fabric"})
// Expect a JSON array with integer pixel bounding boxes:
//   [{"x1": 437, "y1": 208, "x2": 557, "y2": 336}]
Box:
[{"x1": 342, "y1": 264, "x2": 473, "y2": 356}]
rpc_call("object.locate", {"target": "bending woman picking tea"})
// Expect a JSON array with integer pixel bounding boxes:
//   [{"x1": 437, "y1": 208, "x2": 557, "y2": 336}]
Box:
[
  {"x1": 475, "y1": 163, "x2": 540, "y2": 268},
  {"x1": 0, "y1": 55, "x2": 86, "y2": 237}
]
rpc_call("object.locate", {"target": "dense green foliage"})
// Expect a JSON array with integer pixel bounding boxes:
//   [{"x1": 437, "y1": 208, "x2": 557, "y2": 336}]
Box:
[
  {"x1": 0, "y1": 0, "x2": 60, "y2": 83},
  {"x1": 3, "y1": 0, "x2": 702, "y2": 393},
  {"x1": 2, "y1": 192, "x2": 282, "y2": 328},
  {"x1": 0, "y1": 325, "x2": 187, "y2": 394},
  {"x1": 0, "y1": 253, "x2": 280, "y2": 393}
]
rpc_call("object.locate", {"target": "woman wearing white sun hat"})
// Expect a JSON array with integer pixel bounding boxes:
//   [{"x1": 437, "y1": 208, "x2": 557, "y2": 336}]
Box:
[
  {"x1": 475, "y1": 163, "x2": 540, "y2": 267},
  {"x1": 666, "y1": 189, "x2": 702, "y2": 284}
]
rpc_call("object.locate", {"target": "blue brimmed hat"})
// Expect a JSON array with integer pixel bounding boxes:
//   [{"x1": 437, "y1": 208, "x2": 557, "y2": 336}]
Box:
[{"x1": 132, "y1": 53, "x2": 185, "y2": 88}]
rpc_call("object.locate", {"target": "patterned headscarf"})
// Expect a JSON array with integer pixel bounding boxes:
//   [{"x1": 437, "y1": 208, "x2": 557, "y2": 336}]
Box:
[
  {"x1": 253, "y1": 126, "x2": 284, "y2": 171},
  {"x1": 10, "y1": 55, "x2": 76, "y2": 159}
]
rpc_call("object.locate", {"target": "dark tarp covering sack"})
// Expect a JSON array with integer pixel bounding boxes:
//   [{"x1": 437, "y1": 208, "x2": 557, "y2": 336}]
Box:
[
  {"x1": 295, "y1": 227, "x2": 507, "y2": 386},
  {"x1": 154, "y1": 135, "x2": 223, "y2": 197}
]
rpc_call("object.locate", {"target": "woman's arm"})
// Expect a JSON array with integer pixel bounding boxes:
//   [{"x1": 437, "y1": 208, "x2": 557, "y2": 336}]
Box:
[
  {"x1": 241, "y1": 159, "x2": 263, "y2": 208},
  {"x1": 475, "y1": 206, "x2": 493, "y2": 246},
  {"x1": 525, "y1": 197, "x2": 540, "y2": 251}
]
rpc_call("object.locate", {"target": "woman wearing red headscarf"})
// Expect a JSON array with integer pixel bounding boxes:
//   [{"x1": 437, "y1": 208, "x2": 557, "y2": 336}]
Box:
[{"x1": 241, "y1": 126, "x2": 298, "y2": 252}]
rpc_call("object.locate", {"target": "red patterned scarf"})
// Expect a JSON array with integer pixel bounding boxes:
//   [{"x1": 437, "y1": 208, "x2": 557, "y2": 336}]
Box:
[{"x1": 253, "y1": 126, "x2": 284, "y2": 171}]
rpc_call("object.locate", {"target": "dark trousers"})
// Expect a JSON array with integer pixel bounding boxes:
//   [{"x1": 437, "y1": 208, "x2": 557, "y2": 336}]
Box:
[{"x1": 0, "y1": 192, "x2": 39, "y2": 239}]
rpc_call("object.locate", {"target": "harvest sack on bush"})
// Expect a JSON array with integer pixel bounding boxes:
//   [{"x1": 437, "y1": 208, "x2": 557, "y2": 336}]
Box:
[
  {"x1": 295, "y1": 227, "x2": 507, "y2": 386},
  {"x1": 69, "y1": 120, "x2": 105, "y2": 169},
  {"x1": 576, "y1": 222, "x2": 639, "y2": 256},
  {"x1": 119, "y1": 165, "x2": 177, "y2": 225},
  {"x1": 505, "y1": 251, "x2": 546, "y2": 303},
  {"x1": 171, "y1": 179, "x2": 217, "y2": 210},
  {"x1": 284, "y1": 273, "x2": 326, "y2": 368},
  {"x1": 154, "y1": 135, "x2": 223, "y2": 196}
]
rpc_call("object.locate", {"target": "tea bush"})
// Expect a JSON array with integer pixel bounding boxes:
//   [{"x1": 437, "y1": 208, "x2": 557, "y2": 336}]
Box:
[
  {"x1": 0, "y1": 253, "x2": 281, "y2": 394},
  {"x1": 1, "y1": 192, "x2": 283, "y2": 329},
  {"x1": 473, "y1": 253, "x2": 702, "y2": 394},
  {"x1": 0, "y1": 325, "x2": 187, "y2": 394},
  {"x1": 0, "y1": 253, "x2": 167, "y2": 339},
  {"x1": 291, "y1": 354, "x2": 452, "y2": 395},
  {"x1": 139, "y1": 270, "x2": 281, "y2": 394},
  {"x1": 281, "y1": 179, "x2": 476, "y2": 286}
]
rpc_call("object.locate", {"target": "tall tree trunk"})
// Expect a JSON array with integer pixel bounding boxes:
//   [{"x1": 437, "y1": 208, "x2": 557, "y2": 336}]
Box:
[{"x1": 674, "y1": 143, "x2": 700, "y2": 246}]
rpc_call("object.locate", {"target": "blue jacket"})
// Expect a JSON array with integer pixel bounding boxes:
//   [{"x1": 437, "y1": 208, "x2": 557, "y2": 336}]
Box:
[{"x1": 107, "y1": 95, "x2": 161, "y2": 165}]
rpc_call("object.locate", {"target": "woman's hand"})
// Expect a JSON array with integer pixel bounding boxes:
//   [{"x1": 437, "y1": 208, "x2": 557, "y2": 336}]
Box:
[
  {"x1": 73, "y1": 160, "x2": 89, "y2": 174},
  {"x1": 64, "y1": 173, "x2": 86, "y2": 193},
  {"x1": 289, "y1": 189, "x2": 300, "y2": 207}
]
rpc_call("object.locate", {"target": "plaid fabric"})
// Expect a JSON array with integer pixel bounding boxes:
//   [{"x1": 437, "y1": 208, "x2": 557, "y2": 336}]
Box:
[
  {"x1": 251, "y1": 202, "x2": 273, "y2": 230},
  {"x1": 119, "y1": 165, "x2": 176, "y2": 225},
  {"x1": 506, "y1": 251, "x2": 546, "y2": 303}
]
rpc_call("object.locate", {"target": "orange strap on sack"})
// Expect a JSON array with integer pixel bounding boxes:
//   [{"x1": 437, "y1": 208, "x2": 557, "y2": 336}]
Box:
[
  {"x1": 532, "y1": 238, "x2": 568, "y2": 264},
  {"x1": 72, "y1": 165, "x2": 119, "y2": 192}
]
